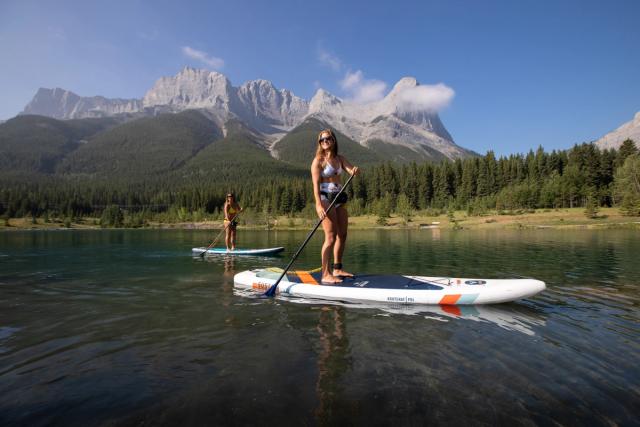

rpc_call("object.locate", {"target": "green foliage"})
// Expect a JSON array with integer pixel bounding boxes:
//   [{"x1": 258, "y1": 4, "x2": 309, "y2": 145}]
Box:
[
  {"x1": 614, "y1": 153, "x2": 640, "y2": 216},
  {"x1": 395, "y1": 193, "x2": 413, "y2": 222},
  {"x1": 584, "y1": 187, "x2": 600, "y2": 219},
  {"x1": 372, "y1": 193, "x2": 393, "y2": 218},
  {"x1": 347, "y1": 198, "x2": 365, "y2": 217},
  {"x1": 0, "y1": 115, "x2": 120, "y2": 173},
  {"x1": 466, "y1": 197, "x2": 489, "y2": 216},
  {"x1": 58, "y1": 110, "x2": 223, "y2": 177},
  {"x1": 100, "y1": 205, "x2": 124, "y2": 228}
]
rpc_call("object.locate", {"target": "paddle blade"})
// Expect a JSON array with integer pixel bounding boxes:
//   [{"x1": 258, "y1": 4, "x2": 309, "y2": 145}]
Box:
[{"x1": 264, "y1": 284, "x2": 277, "y2": 297}]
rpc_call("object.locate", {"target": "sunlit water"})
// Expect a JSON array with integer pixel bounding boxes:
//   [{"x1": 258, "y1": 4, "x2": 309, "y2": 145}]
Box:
[{"x1": 0, "y1": 229, "x2": 638, "y2": 426}]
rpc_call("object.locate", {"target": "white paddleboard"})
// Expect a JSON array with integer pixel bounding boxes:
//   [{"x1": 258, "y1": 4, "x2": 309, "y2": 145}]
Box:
[
  {"x1": 234, "y1": 268, "x2": 546, "y2": 305},
  {"x1": 193, "y1": 247, "x2": 284, "y2": 256}
]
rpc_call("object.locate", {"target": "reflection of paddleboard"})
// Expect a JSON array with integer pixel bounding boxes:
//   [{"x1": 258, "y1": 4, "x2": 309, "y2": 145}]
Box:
[
  {"x1": 193, "y1": 247, "x2": 284, "y2": 256},
  {"x1": 364, "y1": 303, "x2": 546, "y2": 336},
  {"x1": 234, "y1": 269, "x2": 546, "y2": 305}
]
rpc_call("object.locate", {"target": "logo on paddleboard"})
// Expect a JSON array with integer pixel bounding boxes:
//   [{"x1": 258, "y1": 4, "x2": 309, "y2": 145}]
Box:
[{"x1": 354, "y1": 281, "x2": 369, "y2": 287}]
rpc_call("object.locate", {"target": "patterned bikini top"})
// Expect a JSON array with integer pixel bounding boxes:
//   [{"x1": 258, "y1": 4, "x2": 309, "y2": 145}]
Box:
[{"x1": 320, "y1": 159, "x2": 343, "y2": 178}]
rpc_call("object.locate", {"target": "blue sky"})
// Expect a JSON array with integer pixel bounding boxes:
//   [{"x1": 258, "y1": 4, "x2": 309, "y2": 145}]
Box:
[{"x1": 1, "y1": 0, "x2": 638, "y2": 156}]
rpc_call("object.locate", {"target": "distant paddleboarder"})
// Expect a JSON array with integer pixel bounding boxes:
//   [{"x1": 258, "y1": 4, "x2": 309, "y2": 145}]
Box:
[
  {"x1": 311, "y1": 129, "x2": 359, "y2": 284},
  {"x1": 223, "y1": 193, "x2": 243, "y2": 251}
]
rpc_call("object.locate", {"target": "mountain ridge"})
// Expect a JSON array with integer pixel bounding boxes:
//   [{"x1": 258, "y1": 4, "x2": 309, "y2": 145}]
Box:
[{"x1": 20, "y1": 67, "x2": 474, "y2": 161}]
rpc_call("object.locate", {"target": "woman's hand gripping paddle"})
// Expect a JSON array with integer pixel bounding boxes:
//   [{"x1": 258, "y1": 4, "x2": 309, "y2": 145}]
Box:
[{"x1": 264, "y1": 172, "x2": 355, "y2": 297}]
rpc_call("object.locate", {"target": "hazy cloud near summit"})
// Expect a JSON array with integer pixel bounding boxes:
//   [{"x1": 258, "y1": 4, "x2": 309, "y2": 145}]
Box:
[
  {"x1": 317, "y1": 47, "x2": 342, "y2": 72},
  {"x1": 340, "y1": 70, "x2": 387, "y2": 104},
  {"x1": 316, "y1": 44, "x2": 453, "y2": 109},
  {"x1": 397, "y1": 84, "x2": 455, "y2": 112},
  {"x1": 182, "y1": 46, "x2": 224, "y2": 69}
]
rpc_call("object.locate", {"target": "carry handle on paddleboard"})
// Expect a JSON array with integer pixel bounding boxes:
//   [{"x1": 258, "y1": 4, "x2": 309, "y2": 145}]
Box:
[
  {"x1": 197, "y1": 210, "x2": 241, "y2": 258},
  {"x1": 265, "y1": 172, "x2": 356, "y2": 297}
]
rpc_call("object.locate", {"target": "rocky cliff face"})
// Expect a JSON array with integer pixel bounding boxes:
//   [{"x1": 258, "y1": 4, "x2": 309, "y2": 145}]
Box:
[
  {"x1": 595, "y1": 112, "x2": 640, "y2": 150},
  {"x1": 23, "y1": 88, "x2": 142, "y2": 118},
  {"x1": 21, "y1": 67, "x2": 470, "y2": 159}
]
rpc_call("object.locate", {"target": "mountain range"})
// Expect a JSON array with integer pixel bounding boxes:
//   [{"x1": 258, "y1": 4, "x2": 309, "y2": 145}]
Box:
[{"x1": 21, "y1": 67, "x2": 474, "y2": 163}]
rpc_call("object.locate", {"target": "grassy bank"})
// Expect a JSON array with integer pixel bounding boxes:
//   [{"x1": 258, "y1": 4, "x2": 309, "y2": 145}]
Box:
[{"x1": 2, "y1": 208, "x2": 639, "y2": 231}]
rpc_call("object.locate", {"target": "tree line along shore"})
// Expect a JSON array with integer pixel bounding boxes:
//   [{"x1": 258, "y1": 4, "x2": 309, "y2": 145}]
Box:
[
  {"x1": 1, "y1": 140, "x2": 639, "y2": 229},
  {"x1": 2, "y1": 208, "x2": 639, "y2": 232}
]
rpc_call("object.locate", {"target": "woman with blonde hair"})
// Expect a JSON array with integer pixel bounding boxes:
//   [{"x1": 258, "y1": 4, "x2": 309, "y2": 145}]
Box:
[
  {"x1": 311, "y1": 129, "x2": 359, "y2": 284},
  {"x1": 223, "y1": 193, "x2": 242, "y2": 251}
]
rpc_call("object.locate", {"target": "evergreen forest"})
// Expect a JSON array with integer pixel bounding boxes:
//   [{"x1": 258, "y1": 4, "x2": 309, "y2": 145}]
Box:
[{"x1": 1, "y1": 135, "x2": 638, "y2": 227}]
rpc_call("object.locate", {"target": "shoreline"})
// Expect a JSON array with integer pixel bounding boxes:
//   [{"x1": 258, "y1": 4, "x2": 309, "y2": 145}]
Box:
[{"x1": 2, "y1": 208, "x2": 639, "y2": 231}]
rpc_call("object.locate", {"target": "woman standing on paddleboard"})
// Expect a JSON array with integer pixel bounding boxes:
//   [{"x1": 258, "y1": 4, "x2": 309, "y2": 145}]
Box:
[
  {"x1": 223, "y1": 193, "x2": 242, "y2": 251},
  {"x1": 311, "y1": 129, "x2": 359, "y2": 284}
]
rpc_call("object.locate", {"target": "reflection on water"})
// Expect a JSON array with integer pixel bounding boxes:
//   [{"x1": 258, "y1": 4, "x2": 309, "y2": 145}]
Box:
[
  {"x1": 314, "y1": 306, "x2": 349, "y2": 425},
  {"x1": 235, "y1": 289, "x2": 547, "y2": 336},
  {"x1": 0, "y1": 229, "x2": 638, "y2": 426}
]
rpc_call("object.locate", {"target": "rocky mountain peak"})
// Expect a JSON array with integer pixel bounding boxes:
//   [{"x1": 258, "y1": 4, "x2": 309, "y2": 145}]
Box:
[
  {"x1": 389, "y1": 77, "x2": 419, "y2": 94},
  {"x1": 143, "y1": 67, "x2": 233, "y2": 109},
  {"x1": 309, "y1": 89, "x2": 342, "y2": 112}
]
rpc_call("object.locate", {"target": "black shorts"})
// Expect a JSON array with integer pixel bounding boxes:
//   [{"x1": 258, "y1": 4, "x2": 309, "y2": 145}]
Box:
[{"x1": 320, "y1": 191, "x2": 348, "y2": 206}]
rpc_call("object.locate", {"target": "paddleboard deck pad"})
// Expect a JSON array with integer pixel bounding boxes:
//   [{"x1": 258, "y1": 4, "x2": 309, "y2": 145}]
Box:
[
  {"x1": 193, "y1": 247, "x2": 284, "y2": 256},
  {"x1": 234, "y1": 269, "x2": 546, "y2": 305}
]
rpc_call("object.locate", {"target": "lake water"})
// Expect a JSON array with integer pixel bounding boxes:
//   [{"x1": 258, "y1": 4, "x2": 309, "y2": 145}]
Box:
[{"x1": 0, "y1": 229, "x2": 638, "y2": 426}]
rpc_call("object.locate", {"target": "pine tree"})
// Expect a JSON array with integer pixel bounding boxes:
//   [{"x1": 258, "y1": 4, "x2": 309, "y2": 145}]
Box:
[
  {"x1": 614, "y1": 153, "x2": 640, "y2": 216},
  {"x1": 616, "y1": 139, "x2": 638, "y2": 168}
]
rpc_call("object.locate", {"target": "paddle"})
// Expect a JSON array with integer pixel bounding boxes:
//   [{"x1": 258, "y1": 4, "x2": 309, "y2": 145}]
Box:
[
  {"x1": 265, "y1": 172, "x2": 356, "y2": 297},
  {"x1": 197, "y1": 210, "x2": 241, "y2": 258}
]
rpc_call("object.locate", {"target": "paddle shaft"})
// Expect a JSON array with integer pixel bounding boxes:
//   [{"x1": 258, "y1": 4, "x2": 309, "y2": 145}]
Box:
[
  {"x1": 198, "y1": 210, "x2": 241, "y2": 257},
  {"x1": 265, "y1": 172, "x2": 355, "y2": 297}
]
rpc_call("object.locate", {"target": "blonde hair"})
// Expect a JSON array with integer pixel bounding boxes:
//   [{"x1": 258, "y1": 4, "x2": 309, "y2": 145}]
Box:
[{"x1": 315, "y1": 129, "x2": 339, "y2": 161}]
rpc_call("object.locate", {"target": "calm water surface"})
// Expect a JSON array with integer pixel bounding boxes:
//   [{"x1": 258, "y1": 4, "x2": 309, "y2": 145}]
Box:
[{"x1": 0, "y1": 229, "x2": 638, "y2": 426}]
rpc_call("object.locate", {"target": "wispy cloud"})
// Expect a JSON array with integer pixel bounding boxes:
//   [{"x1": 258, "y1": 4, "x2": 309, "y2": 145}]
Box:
[
  {"x1": 317, "y1": 47, "x2": 342, "y2": 72},
  {"x1": 182, "y1": 46, "x2": 224, "y2": 69},
  {"x1": 397, "y1": 83, "x2": 455, "y2": 112},
  {"x1": 340, "y1": 70, "x2": 387, "y2": 104},
  {"x1": 316, "y1": 43, "x2": 453, "y2": 109},
  {"x1": 138, "y1": 30, "x2": 159, "y2": 41}
]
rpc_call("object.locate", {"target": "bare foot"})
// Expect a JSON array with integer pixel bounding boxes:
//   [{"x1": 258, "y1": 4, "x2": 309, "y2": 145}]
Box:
[
  {"x1": 321, "y1": 275, "x2": 342, "y2": 285},
  {"x1": 333, "y1": 269, "x2": 354, "y2": 278}
]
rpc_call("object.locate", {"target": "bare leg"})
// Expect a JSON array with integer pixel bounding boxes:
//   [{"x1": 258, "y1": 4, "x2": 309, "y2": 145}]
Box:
[
  {"x1": 320, "y1": 202, "x2": 341, "y2": 284},
  {"x1": 225, "y1": 226, "x2": 232, "y2": 251},
  {"x1": 333, "y1": 205, "x2": 353, "y2": 277},
  {"x1": 230, "y1": 228, "x2": 236, "y2": 250}
]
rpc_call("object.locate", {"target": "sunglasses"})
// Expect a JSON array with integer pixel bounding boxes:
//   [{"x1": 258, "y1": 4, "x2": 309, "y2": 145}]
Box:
[{"x1": 318, "y1": 137, "x2": 333, "y2": 144}]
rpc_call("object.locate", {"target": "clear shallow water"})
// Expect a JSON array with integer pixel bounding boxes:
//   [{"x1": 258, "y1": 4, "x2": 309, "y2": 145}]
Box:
[{"x1": 0, "y1": 229, "x2": 638, "y2": 426}]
